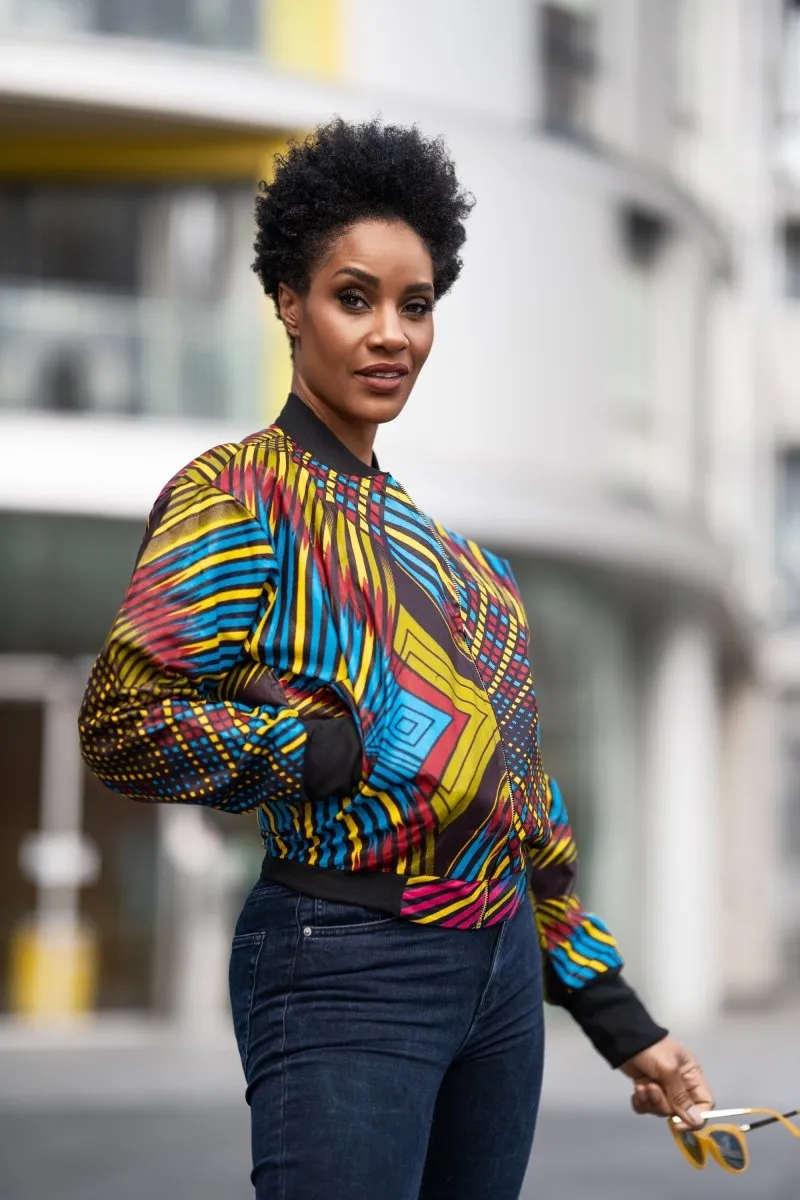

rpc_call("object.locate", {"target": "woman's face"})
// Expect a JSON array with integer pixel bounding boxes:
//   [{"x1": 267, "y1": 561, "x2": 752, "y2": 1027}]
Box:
[{"x1": 279, "y1": 218, "x2": 435, "y2": 430}]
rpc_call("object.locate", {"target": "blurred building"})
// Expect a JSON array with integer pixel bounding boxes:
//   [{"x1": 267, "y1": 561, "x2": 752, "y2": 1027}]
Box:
[
  {"x1": 0, "y1": 0, "x2": 795, "y2": 1031},
  {"x1": 770, "y1": 0, "x2": 800, "y2": 984}
]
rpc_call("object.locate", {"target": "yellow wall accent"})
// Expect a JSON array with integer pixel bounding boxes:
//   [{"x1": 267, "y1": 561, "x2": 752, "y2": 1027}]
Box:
[
  {"x1": 266, "y1": 306, "x2": 294, "y2": 422},
  {"x1": 255, "y1": 135, "x2": 295, "y2": 420},
  {"x1": 9, "y1": 917, "x2": 97, "y2": 1018},
  {"x1": 0, "y1": 132, "x2": 288, "y2": 180},
  {"x1": 265, "y1": 0, "x2": 342, "y2": 80}
]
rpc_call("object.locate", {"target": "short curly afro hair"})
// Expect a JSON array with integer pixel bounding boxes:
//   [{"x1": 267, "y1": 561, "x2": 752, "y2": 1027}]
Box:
[{"x1": 252, "y1": 117, "x2": 474, "y2": 317}]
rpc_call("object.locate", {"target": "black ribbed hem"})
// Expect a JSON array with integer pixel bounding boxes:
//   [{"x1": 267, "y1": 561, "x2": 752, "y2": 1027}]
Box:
[
  {"x1": 260, "y1": 856, "x2": 406, "y2": 913},
  {"x1": 547, "y1": 965, "x2": 668, "y2": 1068}
]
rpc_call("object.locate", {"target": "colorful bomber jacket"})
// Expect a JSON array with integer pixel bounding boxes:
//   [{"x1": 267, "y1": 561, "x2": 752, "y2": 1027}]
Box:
[{"x1": 79, "y1": 393, "x2": 665, "y2": 1066}]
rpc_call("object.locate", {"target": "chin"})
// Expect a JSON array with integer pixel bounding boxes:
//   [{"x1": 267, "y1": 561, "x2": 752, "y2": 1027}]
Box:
[{"x1": 347, "y1": 387, "x2": 413, "y2": 424}]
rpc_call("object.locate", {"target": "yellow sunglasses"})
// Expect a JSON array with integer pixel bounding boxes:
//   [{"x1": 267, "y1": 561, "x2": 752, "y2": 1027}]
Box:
[{"x1": 670, "y1": 1107, "x2": 800, "y2": 1174}]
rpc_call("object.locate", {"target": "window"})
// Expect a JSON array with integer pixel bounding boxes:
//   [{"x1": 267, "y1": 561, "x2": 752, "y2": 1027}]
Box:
[
  {"x1": 781, "y1": 2, "x2": 800, "y2": 179},
  {"x1": 0, "y1": 0, "x2": 260, "y2": 52},
  {"x1": 540, "y1": 2, "x2": 597, "y2": 141},
  {"x1": 672, "y1": 0, "x2": 698, "y2": 130},
  {"x1": 621, "y1": 208, "x2": 666, "y2": 269},
  {"x1": 776, "y1": 451, "x2": 800, "y2": 621},
  {"x1": 783, "y1": 222, "x2": 800, "y2": 299},
  {"x1": 612, "y1": 206, "x2": 667, "y2": 429},
  {"x1": 0, "y1": 183, "x2": 258, "y2": 421},
  {"x1": 607, "y1": 206, "x2": 669, "y2": 504}
]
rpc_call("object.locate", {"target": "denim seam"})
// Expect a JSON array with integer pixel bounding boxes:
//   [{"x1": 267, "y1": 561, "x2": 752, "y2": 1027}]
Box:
[
  {"x1": 241, "y1": 933, "x2": 265, "y2": 1077},
  {"x1": 308, "y1": 920, "x2": 398, "y2": 934},
  {"x1": 278, "y1": 895, "x2": 304, "y2": 1200},
  {"x1": 306, "y1": 916, "x2": 398, "y2": 935},
  {"x1": 453, "y1": 919, "x2": 509, "y2": 1058}
]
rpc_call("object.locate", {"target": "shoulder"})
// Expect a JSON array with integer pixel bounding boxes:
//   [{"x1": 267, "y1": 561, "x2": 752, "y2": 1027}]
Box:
[{"x1": 153, "y1": 426, "x2": 288, "y2": 515}]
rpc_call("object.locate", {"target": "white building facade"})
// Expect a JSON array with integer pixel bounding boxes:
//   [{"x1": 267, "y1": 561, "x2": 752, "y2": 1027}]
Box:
[
  {"x1": 769, "y1": 0, "x2": 800, "y2": 987},
  {"x1": 0, "y1": 0, "x2": 789, "y2": 1030}
]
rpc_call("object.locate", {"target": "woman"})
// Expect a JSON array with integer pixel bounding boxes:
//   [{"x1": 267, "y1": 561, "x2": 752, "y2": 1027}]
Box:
[{"x1": 80, "y1": 119, "x2": 713, "y2": 1199}]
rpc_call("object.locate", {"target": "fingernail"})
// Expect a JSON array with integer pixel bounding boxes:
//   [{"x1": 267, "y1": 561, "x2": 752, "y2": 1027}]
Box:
[{"x1": 687, "y1": 1106, "x2": 703, "y2": 1126}]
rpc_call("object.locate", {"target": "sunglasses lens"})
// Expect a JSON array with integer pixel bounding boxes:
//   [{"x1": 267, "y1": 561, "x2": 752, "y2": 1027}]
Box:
[
  {"x1": 709, "y1": 1130, "x2": 746, "y2": 1172},
  {"x1": 680, "y1": 1132, "x2": 705, "y2": 1166}
]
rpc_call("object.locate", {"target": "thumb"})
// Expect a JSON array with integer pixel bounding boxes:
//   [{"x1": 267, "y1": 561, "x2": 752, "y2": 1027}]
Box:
[{"x1": 662, "y1": 1071, "x2": 704, "y2": 1129}]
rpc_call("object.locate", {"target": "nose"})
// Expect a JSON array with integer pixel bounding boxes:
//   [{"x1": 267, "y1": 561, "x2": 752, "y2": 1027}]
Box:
[{"x1": 366, "y1": 302, "x2": 408, "y2": 353}]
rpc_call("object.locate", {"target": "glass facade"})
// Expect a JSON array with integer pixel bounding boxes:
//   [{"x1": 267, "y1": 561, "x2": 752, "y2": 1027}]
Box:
[
  {"x1": 0, "y1": 184, "x2": 260, "y2": 422},
  {"x1": 0, "y1": 507, "x2": 271, "y2": 1015},
  {"x1": 0, "y1": 509, "x2": 168, "y2": 1013},
  {"x1": 0, "y1": 0, "x2": 261, "y2": 53},
  {"x1": 506, "y1": 557, "x2": 643, "y2": 966},
  {"x1": 0, "y1": 512, "x2": 158, "y2": 1011},
  {"x1": 0, "y1": 512, "x2": 144, "y2": 656},
  {"x1": 81, "y1": 768, "x2": 159, "y2": 1010}
]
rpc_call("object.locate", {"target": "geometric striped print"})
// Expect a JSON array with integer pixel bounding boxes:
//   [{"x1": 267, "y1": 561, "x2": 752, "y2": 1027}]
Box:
[{"x1": 79, "y1": 402, "x2": 624, "y2": 995}]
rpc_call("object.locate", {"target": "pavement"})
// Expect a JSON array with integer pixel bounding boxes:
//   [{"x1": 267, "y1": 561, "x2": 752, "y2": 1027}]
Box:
[{"x1": 0, "y1": 1007, "x2": 797, "y2": 1198}]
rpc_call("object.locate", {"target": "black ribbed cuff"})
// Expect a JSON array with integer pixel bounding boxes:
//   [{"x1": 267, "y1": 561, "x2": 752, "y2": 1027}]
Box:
[
  {"x1": 301, "y1": 716, "x2": 363, "y2": 803},
  {"x1": 547, "y1": 966, "x2": 668, "y2": 1069}
]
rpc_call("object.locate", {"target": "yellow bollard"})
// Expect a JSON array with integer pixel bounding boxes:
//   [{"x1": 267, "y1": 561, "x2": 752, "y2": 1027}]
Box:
[{"x1": 8, "y1": 916, "x2": 97, "y2": 1018}]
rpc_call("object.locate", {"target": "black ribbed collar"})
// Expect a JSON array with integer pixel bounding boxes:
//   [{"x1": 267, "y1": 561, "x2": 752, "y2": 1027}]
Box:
[{"x1": 271, "y1": 392, "x2": 384, "y2": 478}]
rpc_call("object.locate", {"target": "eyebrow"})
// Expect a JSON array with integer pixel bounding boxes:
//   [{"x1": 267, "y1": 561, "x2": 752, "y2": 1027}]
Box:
[{"x1": 333, "y1": 266, "x2": 434, "y2": 295}]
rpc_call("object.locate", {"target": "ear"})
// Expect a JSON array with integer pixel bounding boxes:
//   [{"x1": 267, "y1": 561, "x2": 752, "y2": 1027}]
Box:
[{"x1": 278, "y1": 282, "x2": 302, "y2": 342}]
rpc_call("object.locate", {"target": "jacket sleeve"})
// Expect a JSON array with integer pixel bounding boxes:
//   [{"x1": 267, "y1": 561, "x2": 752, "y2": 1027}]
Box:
[
  {"x1": 79, "y1": 476, "x2": 357, "y2": 812},
  {"x1": 526, "y1": 774, "x2": 668, "y2": 1068}
]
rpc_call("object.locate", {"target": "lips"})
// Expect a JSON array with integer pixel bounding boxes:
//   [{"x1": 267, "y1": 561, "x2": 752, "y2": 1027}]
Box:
[
  {"x1": 354, "y1": 363, "x2": 410, "y2": 396},
  {"x1": 355, "y1": 363, "x2": 409, "y2": 379}
]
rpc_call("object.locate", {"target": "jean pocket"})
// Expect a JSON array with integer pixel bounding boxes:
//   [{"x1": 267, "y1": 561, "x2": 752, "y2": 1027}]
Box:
[
  {"x1": 302, "y1": 896, "x2": 399, "y2": 936},
  {"x1": 228, "y1": 931, "x2": 265, "y2": 1070}
]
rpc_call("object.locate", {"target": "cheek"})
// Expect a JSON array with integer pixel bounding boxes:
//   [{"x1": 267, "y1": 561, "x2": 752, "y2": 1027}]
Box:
[
  {"x1": 412, "y1": 322, "x2": 435, "y2": 367},
  {"x1": 310, "y1": 307, "x2": 361, "y2": 366}
]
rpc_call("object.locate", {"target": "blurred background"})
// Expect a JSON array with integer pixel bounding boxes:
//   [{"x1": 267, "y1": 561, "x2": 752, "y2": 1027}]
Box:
[{"x1": 1, "y1": 1, "x2": 799, "y2": 1197}]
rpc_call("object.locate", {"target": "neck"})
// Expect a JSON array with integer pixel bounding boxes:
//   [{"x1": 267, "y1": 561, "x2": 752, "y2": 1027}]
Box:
[{"x1": 289, "y1": 376, "x2": 377, "y2": 470}]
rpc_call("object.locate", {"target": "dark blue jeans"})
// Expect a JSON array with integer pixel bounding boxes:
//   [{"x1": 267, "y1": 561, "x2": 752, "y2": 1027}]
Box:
[{"x1": 229, "y1": 881, "x2": 545, "y2": 1200}]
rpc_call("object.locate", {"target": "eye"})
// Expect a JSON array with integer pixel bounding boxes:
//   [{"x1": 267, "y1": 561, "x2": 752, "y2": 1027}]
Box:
[
  {"x1": 403, "y1": 298, "x2": 433, "y2": 317},
  {"x1": 338, "y1": 289, "x2": 369, "y2": 311}
]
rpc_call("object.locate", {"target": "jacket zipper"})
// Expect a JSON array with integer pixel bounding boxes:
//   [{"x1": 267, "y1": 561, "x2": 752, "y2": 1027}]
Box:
[{"x1": 478, "y1": 884, "x2": 490, "y2": 929}]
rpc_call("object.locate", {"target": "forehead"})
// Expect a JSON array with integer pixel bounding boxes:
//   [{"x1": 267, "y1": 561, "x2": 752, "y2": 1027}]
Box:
[{"x1": 318, "y1": 219, "x2": 433, "y2": 283}]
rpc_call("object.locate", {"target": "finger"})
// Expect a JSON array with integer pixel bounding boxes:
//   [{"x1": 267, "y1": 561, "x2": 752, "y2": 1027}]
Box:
[
  {"x1": 631, "y1": 1081, "x2": 669, "y2": 1117},
  {"x1": 644, "y1": 1081, "x2": 672, "y2": 1117}
]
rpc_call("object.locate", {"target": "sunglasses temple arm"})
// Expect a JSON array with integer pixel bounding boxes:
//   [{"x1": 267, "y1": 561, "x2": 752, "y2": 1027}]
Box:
[{"x1": 747, "y1": 1109, "x2": 800, "y2": 1132}]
